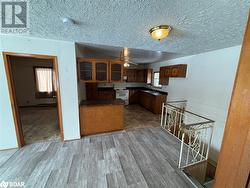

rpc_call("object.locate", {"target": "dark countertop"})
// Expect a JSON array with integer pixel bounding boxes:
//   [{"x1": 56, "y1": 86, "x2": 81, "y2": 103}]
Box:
[
  {"x1": 126, "y1": 87, "x2": 168, "y2": 95},
  {"x1": 97, "y1": 87, "x2": 114, "y2": 90},
  {"x1": 80, "y1": 99, "x2": 125, "y2": 107},
  {"x1": 97, "y1": 86, "x2": 168, "y2": 95},
  {"x1": 139, "y1": 90, "x2": 163, "y2": 96}
]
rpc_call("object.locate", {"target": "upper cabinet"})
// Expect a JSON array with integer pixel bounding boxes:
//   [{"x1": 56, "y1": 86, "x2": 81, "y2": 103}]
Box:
[
  {"x1": 78, "y1": 60, "x2": 94, "y2": 81},
  {"x1": 159, "y1": 64, "x2": 187, "y2": 85},
  {"x1": 136, "y1": 69, "x2": 145, "y2": 82},
  {"x1": 78, "y1": 58, "x2": 123, "y2": 83},
  {"x1": 110, "y1": 61, "x2": 123, "y2": 82},
  {"x1": 95, "y1": 61, "x2": 109, "y2": 82},
  {"x1": 170, "y1": 64, "x2": 187, "y2": 77},
  {"x1": 126, "y1": 69, "x2": 136, "y2": 82},
  {"x1": 124, "y1": 68, "x2": 152, "y2": 84}
]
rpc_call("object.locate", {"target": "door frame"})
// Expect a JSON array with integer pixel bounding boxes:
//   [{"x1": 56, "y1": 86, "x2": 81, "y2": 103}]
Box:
[
  {"x1": 2, "y1": 52, "x2": 64, "y2": 147},
  {"x1": 214, "y1": 12, "x2": 250, "y2": 187}
]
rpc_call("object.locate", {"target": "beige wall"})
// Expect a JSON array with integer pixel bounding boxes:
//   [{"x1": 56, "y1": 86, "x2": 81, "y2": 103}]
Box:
[{"x1": 10, "y1": 56, "x2": 56, "y2": 106}]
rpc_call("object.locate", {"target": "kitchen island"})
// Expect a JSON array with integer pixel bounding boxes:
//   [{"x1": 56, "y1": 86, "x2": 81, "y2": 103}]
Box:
[{"x1": 79, "y1": 99, "x2": 124, "y2": 136}]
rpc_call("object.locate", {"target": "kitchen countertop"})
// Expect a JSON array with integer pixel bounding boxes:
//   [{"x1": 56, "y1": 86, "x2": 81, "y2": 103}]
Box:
[
  {"x1": 126, "y1": 87, "x2": 168, "y2": 95},
  {"x1": 97, "y1": 86, "x2": 168, "y2": 95},
  {"x1": 139, "y1": 90, "x2": 164, "y2": 96},
  {"x1": 80, "y1": 99, "x2": 125, "y2": 106}
]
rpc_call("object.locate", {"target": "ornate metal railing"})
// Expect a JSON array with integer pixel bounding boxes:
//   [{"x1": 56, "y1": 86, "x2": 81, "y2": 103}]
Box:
[{"x1": 160, "y1": 101, "x2": 214, "y2": 169}]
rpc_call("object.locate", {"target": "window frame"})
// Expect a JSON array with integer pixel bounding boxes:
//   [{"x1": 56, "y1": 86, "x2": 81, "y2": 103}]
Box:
[
  {"x1": 33, "y1": 66, "x2": 56, "y2": 98},
  {"x1": 153, "y1": 71, "x2": 162, "y2": 88}
]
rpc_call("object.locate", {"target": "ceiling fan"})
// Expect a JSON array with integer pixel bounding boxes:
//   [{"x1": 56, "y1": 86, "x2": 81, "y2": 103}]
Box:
[{"x1": 120, "y1": 48, "x2": 138, "y2": 67}]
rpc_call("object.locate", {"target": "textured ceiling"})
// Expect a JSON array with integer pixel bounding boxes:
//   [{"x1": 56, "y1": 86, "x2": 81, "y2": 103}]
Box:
[
  {"x1": 76, "y1": 43, "x2": 178, "y2": 64},
  {"x1": 30, "y1": 0, "x2": 250, "y2": 60}
]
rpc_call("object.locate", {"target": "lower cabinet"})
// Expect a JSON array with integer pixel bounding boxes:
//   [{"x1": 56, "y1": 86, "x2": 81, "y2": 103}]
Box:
[
  {"x1": 80, "y1": 102, "x2": 124, "y2": 136},
  {"x1": 129, "y1": 89, "x2": 139, "y2": 104},
  {"x1": 129, "y1": 89, "x2": 167, "y2": 114}
]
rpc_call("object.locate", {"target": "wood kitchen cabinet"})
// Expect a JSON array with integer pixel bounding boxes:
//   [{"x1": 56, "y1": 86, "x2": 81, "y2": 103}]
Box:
[
  {"x1": 78, "y1": 60, "x2": 94, "y2": 82},
  {"x1": 86, "y1": 83, "x2": 115, "y2": 100},
  {"x1": 129, "y1": 89, "x2": 139, "y2": 104},
  {"x1": 78, "y1": 58, "x2": 123, "y2": 83},
  {"x1": 159, "y1": 64, "x2": 187, "y2": 85},
  {"x1": 95, "y1": 61, "x2": 109, "y2": 82},
  {"x1": 110, "y1": 61, "x2": 123, "y2": 82},
  {"x1": 80, "y1": 100, "x2": 124, "y2": 136},
  {"x1": 124, "y1": 68, "x2": 153, "y2": 83},
  {"x1": 128, "y1": 89, "x2": 167, "y2": 114},
  {"x1": 136, "y1": 69, "x2": 145, "y2": 82},
  {"x1": 125, "y1": 69, "x2": 136, "y2": 82},
  {"x1": 145, "y1": 69, "x2": 153, "y2": 84},
  {"x1": 170, "y1": 64, "x2": 187, "y2": 77},
  {"x1": 160, "y1": 67, "x2": 169, "y2": 85},
  {"x1": 139, "y1": 90, "x2": 167, "y2": 114}
]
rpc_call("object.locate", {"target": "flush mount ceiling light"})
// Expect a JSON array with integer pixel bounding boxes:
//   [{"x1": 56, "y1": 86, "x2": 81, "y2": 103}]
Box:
[{"x1": 149, "y1": 25, "x2": 171, "y2": 41}]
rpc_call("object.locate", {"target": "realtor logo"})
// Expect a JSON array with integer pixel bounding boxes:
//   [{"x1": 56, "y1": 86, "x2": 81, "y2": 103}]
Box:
[{"x1": 0, "y1": 0, "x2": 29, "y2": 34}]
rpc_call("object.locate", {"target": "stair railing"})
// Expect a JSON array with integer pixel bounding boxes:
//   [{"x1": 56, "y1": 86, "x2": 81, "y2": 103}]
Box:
[{"x1": 160, "y1": 101, "x2": 214, "y2": 169}]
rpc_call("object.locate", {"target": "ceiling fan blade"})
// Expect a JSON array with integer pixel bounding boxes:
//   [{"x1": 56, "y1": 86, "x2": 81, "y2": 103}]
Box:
[{"x1": 128, "y1": 61, "x2": 138, "y2": 66}]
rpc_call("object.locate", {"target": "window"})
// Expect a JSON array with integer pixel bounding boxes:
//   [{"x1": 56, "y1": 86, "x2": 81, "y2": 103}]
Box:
[
  {"x1": 153, "y1": 72, "x2": 162, "y2": 87},
  {"x1": 34, "y1": 67, "x2": 56, "y2": 98}
]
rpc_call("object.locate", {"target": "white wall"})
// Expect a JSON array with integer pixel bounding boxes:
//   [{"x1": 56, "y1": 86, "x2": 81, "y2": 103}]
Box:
[
  {"x1": 0, "y1": 35, "x2": 80, "y2": 150},
  {"x1": 11, "y1": 57, "x2": 56, "y2": 106},
  {"x1": 148, "y1": 46, "x2": 241, "y2": 161}
]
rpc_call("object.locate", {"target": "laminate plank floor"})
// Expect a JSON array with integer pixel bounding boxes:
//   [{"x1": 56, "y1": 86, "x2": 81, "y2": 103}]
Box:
[
  {"x1": 19, "y1": 107, "x2": 60, "y2": 144},
  {"x1": 0, "y1": 127, "x2": 194, "y2": 188}
]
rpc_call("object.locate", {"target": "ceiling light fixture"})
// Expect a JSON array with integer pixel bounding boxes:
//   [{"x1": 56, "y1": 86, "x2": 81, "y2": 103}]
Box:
[
  {"x1": 124, "y1": 61, "x2": 130, "y2": 67},
  {"x1": 149, "y1": 25, "x2": 171, "y2": 41}
]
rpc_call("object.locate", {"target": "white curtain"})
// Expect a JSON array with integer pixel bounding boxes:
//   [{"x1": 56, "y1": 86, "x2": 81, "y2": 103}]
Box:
[{"x1": 35, "y1": 68, "x2": 54, "y2": 93}]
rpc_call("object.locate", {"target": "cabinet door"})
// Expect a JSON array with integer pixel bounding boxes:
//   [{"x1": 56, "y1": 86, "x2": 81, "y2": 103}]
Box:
[
  {"x1": 136, "y1": 70, "x2": 145, "y2": 82},
  {"x1": 126, "y1": 69, "x2": 136, "y2": 82},
  {"x1": 170, "y1": 64, "x2": 187, "y2": 77},
  {"x1": 95, "y1": 61, "x2": 108, "y2": 82},
  {"x1": 110, "y1": 61, "x2": 123, "y2": 82},
  {"x1": 78, "y1": 60, "x2": 94, "y2": 82},
  {"x1": 129, "y1": 89, "x2": 139, "y2": 104},
  {"x1": 145, "y1": 69, "x2": 152, "y2": 84},
  {"x1": 164, "y1": 67, "x2": 171, "y2": 77},
  {"x1": 160, "y1": 67, "x2": 169, "y2": 85},
  {"x1": 170, "y1": 65, "x2": 180, "y2": 77}
]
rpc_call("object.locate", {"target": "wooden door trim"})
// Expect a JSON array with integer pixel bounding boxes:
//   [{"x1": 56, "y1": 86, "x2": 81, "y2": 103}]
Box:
[
  {"x1": 2, "y1": 52, "x2": 64, "y2": 147},
  {"x1": 214, "y1": 12, "x2": 250, "y2": 187}
]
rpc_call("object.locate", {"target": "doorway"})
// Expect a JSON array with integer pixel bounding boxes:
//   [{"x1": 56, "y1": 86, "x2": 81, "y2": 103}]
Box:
[{"x1": 3, "y1": 52, "x2": 64, "y2": 147}]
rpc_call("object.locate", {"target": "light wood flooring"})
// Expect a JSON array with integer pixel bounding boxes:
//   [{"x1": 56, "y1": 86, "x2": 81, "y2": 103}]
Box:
[{"x1": 0, "y1": 127, "x2": 194, "y2": 188}]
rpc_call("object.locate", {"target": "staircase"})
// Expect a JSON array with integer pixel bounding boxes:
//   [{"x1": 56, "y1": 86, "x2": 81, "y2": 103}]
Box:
[{"x1": 161, "y1": 100, "x2": 215, "y2": 187}]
